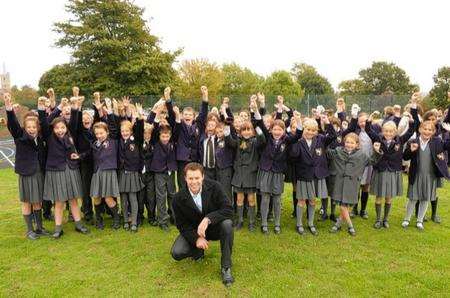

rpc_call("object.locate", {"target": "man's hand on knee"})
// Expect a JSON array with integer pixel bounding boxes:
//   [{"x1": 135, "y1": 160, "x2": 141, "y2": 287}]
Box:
[{"x1": 196, "y1": 237, "x2": 209, "y2": 250}]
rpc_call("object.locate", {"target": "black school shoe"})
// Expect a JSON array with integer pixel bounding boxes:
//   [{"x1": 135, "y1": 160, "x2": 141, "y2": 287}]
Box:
[
  {"x1": 296, "y1": 225, "x2": 305, "y2": 235},
  {"x1": 52, "y1": 230, "x2": 64, "y2": 239},
  {"x1": 319, "y1": 212, "x2": 329, "y2": 222},
  {"x1": 26, "y1": 231, "x2": 39, "y2": 240},
  {"x1": 248, "y1": 223, "x2": 256, "y2": 232},
  {"x1": 431, "y1": 215, "x2": 441, "y2": 224},
  {"x1": 35, "y1": 228, "x2": 50, "y2": 236},
  {"x1": 234, "y1": 222, "x2": 243, "y2": 230},
  {"x1": 130, "y1": 224, "x2": 138, "y2": 233},
  {"x1": 261, "y1": 226, "x2": 269, "y2": 235},
  {"x1": 221, "y1": 267, "x2": 234, "y2": 287},
  {"x1": 123, "y1": 223, "x2": 130, "y2": 231},
  {"x1": 373, "y1": 221, "x2": 382, "y2": 229},
  {"x1": 329, "y1": 214, "x2": 337, "y2": 222},
  {"x1": 192, "y1": 250, "x2": 204, "y2": 262},
  {"x1": 329, "y1": 225, "x2": 341, "y2": 233},
  {"x1": 360, "y1": 210, "x2": 369, "y2": 219},
  {"x1": 274, "y1": 226, "x2": 281, "y2": 234},
  {"x1": 159, "y1": 224, "x2": 170, "y2": 232},
  {"x1": 75, "y1": 225, "x2": 90, "y2": 234},
  {"x1": 348, "y1": 227, "x2": 356, "y2": 236},
  {"x1": 308, "y1": 225, "x2": 318, "y2": 236},
  {"x1": 383, "y1": 220, "x2": 390, "y2": 229}
]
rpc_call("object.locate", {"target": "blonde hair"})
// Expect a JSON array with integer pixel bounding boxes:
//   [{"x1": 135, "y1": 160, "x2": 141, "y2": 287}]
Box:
[
  {"x1": 120, "y1": 120, "x2": 133, "y2": 131},
  {"x1": 303, "y1": 118, "x2": 318, "y2": 131},
  {"x1": 344, "y1": 132, "x2": 360, "y2": 145},
  {"x1": 93, "y1": 122, "x2": 108, "y2": 133},
  {"x1": 144, "y1": 123, "x2": 153, "y2": 132},
  {"x1": 382, "y1": 120, "x2": 398, "y2": 134}
]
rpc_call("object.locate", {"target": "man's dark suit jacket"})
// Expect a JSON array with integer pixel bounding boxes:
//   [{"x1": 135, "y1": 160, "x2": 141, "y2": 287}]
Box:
[{"x1": 172, "y1": 178, "x2": 233, "y2": 246}]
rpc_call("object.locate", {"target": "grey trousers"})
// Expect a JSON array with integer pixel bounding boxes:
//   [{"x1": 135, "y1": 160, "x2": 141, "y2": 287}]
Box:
[
  {"x1": 121, "y1": 192, "x2": 138, "y2": 225},
  {"x1": 155, "y1": 172, "x2": 177, "y2": 225}
]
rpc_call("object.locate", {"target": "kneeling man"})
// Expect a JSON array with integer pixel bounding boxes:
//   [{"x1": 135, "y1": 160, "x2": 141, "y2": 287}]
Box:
[{"x1": 171, "y1": 162, "x2": 234, "y2": 286}]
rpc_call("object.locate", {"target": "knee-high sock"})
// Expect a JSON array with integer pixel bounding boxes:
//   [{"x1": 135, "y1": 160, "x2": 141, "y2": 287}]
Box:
[
  {"x1": 94, "y1": 204, "x2": 103, "y2": 221},
  {"x1": 121, "y1": 193, "x2": 129, "y2": 223},
  {"x1": 296, "y1": 206, "x2": 303, "y2": 227},
  {"x1": 129, "y1": 192, "x2": 138, "y2": 225},
  {"x1": 375, "y1": 203, "x2": 382, "y2": 221},
  {"x1": 405, "y1": 200, "x2": 416, "y2": 221},
  {"x1": 23, "y1": 214, "x2": 33, "y2": 232},
  {"x1": 321, "y1": 198, "x2": 328, "y2": 214},
  {"x1": 33, "y1": 209, "x2": 44, "y2": 231},
  {"x1": 110, "y1": 205, "x2": 120, "y2": 223},
  {"x1": 415, "y1": 200, "x2": 420, "y2": 217},
  {"x1": 431, "y1": 198, "x2": 438, "y2": 218},
  {"x1": 417, "y1": 201, "x2": 429, "y2": 223},
  {"x1": 383, "y1": 203, "x2": 391, "y2": 221},
  {"x1": 256, "y1": 194, "x2": 262, "y2": 214},
  {"x1": 260, "y1": 193, "x2": 270, "y2": 227},
  {"x1": 360, "y1": 191, "x2": 369, "y2": 212},
  {"x1": 292, "y1": 192, "x2": 298, "y2": 215},
  {"x1": 237, "y1": 205, "x2": 244, "y2": 223},
  {"x1": 248, "y1": 206, "x2": 256, "y2": 225},
  {"x1": 273, "y1": 195, "x2": 281, "y2": 226},
  {"x1": 330, "y1": 200, "x2": 336, "y2": 216},
  {"x1": 307, "y1": 204, "x2": 315, "y2": 227}
]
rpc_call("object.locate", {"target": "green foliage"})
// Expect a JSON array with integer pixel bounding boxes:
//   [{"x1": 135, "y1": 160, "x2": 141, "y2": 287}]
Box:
[
  {"x1": 10, "y1": 85, "x2": 39, "y2": 107},
  {"x1": 291, "y1": 63, "x2": 333, "y2": 95},
  {"x1": 338, "y1": 61, "x2": 417, "y2": 95},
  {"x1": 39, "y1": 0, "x2": 180, "y2": 98},
  {"x1": 429, "y1": 66, "x2": 450, "y2": 109},
  {"x1": 262, "y1": 70, "x2": 304, "y2": 103},
  {"x1": 220, "y1": 63, "x2": 264, "y2": 98}
]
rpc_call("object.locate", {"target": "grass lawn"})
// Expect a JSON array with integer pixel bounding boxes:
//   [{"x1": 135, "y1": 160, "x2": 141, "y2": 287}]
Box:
[{"x1": 0, "y1": 167, "x2": 449, "y2": 297}]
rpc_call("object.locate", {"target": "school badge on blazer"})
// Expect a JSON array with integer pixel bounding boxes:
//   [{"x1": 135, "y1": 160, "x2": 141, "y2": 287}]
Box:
[
  {"x1": 337, "y1": 136, "x2": 342, "y2": 143},
  {"x1": 437, "y1": 152, "x2": 445, "y2": 160},
  {"x1": 218, "y1": 140, "x2": 225, "y2": 148},
  {"x1": 394, "y1": 144, "x2": 400, "y2": 151},
  {"x1": 129, "y1": 144, "x2": 135, "y2": 151},
  {"x1": 280, "y1": 144, "x2": 286, "y2": 152},
  {"x1": 315, "y1": 148, "x2": 322, "y2": 156},
  {"x1": 103, "y1": 141, "x2": 109, "y2": 148}
]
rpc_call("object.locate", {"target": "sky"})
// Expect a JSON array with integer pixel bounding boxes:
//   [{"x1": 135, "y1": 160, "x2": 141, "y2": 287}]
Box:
[{"x1": 1, "y1": 0, "x2": 449, "y2": 92}]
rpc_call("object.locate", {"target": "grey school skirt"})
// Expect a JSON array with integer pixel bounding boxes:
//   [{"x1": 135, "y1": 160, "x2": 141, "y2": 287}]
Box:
[
  {"x1": 19, "y1": 171, "x2": 44, "y2": 203},
  {"x1": 256, "y1": 170, "x2": 285, "y2": 195},
  {"x1": 90, "y1": 169, "x2": 120, "y2": 198},
  {"x1": 370, "y1": 170, "x2": 403, "y2": 198},
  {"x1": 296, "y1": 178, "x2": 328, "y2": 200},
  {"x1": 118, "y1": 170, "x2": 144, "y2": 193},
  {"x1": 44, "y1": 166, "x2": 83, "y2": 202},
  {"x1": 360, "y1": 165, "x2": 373, "y2": 185},
  {"x1": 407, "y1": 174, "x2": 438, "y2": 202}
]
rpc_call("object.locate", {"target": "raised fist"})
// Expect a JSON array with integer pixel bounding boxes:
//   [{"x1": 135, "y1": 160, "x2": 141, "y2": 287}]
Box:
[
  {"x1": 410, "y1": 142, "x2": 419, "y2": 152},
  {"x1": 164, "y1": 87, "x2": 171, "y2": 100},
  {"x1": 373, "y1": 142, "x2": 381, "y2": 153}
]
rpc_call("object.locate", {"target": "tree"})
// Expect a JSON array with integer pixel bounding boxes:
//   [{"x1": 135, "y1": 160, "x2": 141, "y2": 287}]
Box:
[
  {"x1": 429, "y1": 66, "x2": 450, "y2": 109},
  {"x1": 220, "y1": 63, "x2": 264, "y2": 98},
  {"x1": 338, "y1": 79, "x2": 366, "y2": 95},
  {"x1": 38, "y1": 63, "x2": 78, "y2": 97},
  {"x1": 262, "y1": 71, "x2": 304, "y2": 103},
  {"x1": 359, "y1": 61, "x2": 417, "y2": 94},
  {"x1": 176, "y1": 59, "x2": 224, "y2": 105},
  {"x1": 291, "y1": 63, "x2": 333, "y2": 95},
  {"x1": 40, "y1": 0, "x2": 180, "y2": 97},
  {"x1": 10, "y1": 85, "x2": 39, "y2": 107}
]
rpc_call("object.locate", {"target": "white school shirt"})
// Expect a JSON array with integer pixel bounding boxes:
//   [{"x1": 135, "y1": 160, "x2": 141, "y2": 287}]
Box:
[
  {"x1": 419, "y1": 137, "x2": 430, "y2": 151},
  {"x1": 203, "y1": 134, "x2": 216, "y2": 168},
  {"x1": 189, "y1": 188, "x2": 203, "y2": 212}
]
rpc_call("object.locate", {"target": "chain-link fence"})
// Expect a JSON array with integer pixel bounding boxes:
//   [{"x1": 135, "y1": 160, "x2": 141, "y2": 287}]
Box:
[{"x1": 12, "y1": 94, "x2": 412, "y2": 115}]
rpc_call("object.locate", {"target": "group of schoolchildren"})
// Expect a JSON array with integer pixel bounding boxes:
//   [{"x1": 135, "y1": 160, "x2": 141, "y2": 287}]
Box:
[{"x1": 3, "y1": 86, "x2": 449, "y2": 240}]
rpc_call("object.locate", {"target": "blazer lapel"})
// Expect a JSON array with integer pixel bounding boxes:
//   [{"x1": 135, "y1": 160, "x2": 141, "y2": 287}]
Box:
[
  {"x1": 184, "y1": 188, "x2": 202, "y2": 214},
  {"x1": 300, "y1": 139, "x2": 313, "y2": 158},
  {"x1": 200, "y1": 182, "x2": 211, "y2": 215}
]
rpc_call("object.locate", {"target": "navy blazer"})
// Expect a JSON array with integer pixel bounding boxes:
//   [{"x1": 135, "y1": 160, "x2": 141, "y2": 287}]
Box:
[
  {"x1": 166, "y1": 100, "x2": 208, "y2": 162},
  {"x1": 172, "y1": 178, "x2": 233, "y2": 246},
  {"x1": 290, "y1": 124, "x2": 337, "y2": 181},
  {"x1": 89, "y1": 114, "x2": 119, "y2": 173},
  {"x1": 149, "y1": 121, "x2": 180, "y2": 173},
  {"x1": 40, "y1": 109, "x2": 80, "y2": 171},
  {"x1": 365, "y1": 119, "x2": 415, "y2": 172},
  {"x1": 118, "y1": 119, "x2": 144, "y2": 172},
  {"x1": 7, "y1": 110, "x2": 47, "y2": 176},
  {"x1": 76, "y1": 111, "x2": 95, "y2": 162},
  {"x1": 403, "y1": 136, "x2": 450, "y2": 184}
]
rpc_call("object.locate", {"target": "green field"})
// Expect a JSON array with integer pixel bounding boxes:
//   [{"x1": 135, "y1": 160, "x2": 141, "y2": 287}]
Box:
[{"x1": 0, "y1": 167, "x2": 449, "y2": 297}]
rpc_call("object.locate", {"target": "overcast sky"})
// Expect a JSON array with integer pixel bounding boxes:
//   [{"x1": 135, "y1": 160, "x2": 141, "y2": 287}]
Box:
[{"x1": 1, "y1": 0, "x2": 449, "y2": 92}]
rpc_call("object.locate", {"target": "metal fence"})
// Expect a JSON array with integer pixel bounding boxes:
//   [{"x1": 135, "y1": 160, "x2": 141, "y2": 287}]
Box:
[{"x1": 11, "y1": 94, "x2": 412, "y2": 115}]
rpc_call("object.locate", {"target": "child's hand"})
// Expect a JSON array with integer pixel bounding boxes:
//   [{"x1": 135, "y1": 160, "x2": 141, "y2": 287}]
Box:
[
  {"x1": 276, "y1": 95, "x2": 284, "y2": 105},
  {"x1": 373, "y1": 142, "x2": 381, "y2": 153},
  {"x1": 351, "y1": 104, "x2": 360, "y2": 118},
  {"x1": 72, "y1": 86, "x2": 79, "y2": 97},
  {"x1": 201, "y1": 86, "x2": 208, "y2": 101},
  {"x1": 70, "y1": 153, "x2": 80, "y2": 160},
  {"x1": 164, "y1": 87, "x2": 171, "y2": 101},
  {"x1": 122, "y1": 96, "x2": 130, "y2": 108},
  {"x1": 3, "y1": 92, "x2": 12, "y2": 109},
  {"x1": 320, "y1": 114, "x2": 330, "y2": 124},
  {"x1": 37, "y1": 96, "x2": 47, "y2": 110},
  {"x1": 222, "y1": 96, "x2": 230, "y2": 106},
  {"x1": 257, "y1": 92, "x2": 265, "y2": 105},
  {"x1": 410, "y1": 142, "x2": 419, "y2": 152}
]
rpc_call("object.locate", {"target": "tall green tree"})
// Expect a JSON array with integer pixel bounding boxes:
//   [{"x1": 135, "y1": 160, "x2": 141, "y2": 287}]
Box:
[
  {"x1": 176, "y1": 59, "x2": 224, "y2": 105},
  {"x1": 429, "y1": 66, "x2": 450, "y2": 109},
  {"x1": 262, "y1": 70, "x2": 304, "y2": 103},
  {"x1": 220, "y1": 63, "x2": 264, "y2": 97},
  {"x1": 10, "y1": 85, "x2": 39, "y2": 107},
  {"x1": 291, "y1": 63, "x2": 333, "y2": 95},
  {"x1": 39, "y1": 0, "x2": 180, "y2": 97}
]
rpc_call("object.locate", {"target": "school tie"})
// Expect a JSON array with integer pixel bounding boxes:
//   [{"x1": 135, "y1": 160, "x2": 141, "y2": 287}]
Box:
[{"x1": 206, "y1": 136, "x2": 215, "y2": 168}]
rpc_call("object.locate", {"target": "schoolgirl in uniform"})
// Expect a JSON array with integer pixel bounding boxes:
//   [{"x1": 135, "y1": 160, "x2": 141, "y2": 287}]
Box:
[
  {"x1": 4, "y1": 94, "x2": 49, "y2": 239},
  {"x1": 402, "y1": 120, "x2": 450, "y2": 230},
  {"x1": 365, "y1": 109, "x2": 417, "y2": 229},
  {"x1": 328, "y1": 133, "x2": 382, "y2": 235},
  {"x1": 89, "y1": 97, "x2": 122, "y2": 230},
  {"x1": 225, "y1": 98, "x2": 265, "y2": 231},
  {"x1": 39, "y1": 97, "x2": 89, "y2": 238},
  {"x1": 290, "y1": 115, "x2": 336, "y2": 235},
  {"x1": 257, "y1": 112, "x2": 302, "y2": 234}
]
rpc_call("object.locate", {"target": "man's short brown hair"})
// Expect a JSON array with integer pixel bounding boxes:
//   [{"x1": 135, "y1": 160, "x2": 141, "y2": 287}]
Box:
[{"x1": 183, "y1": 162, "x2": 204, "y2": 176}]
